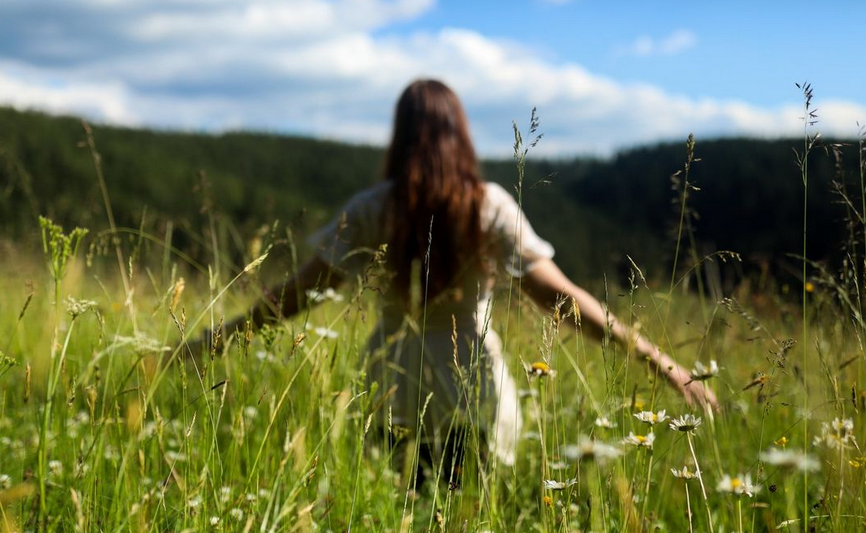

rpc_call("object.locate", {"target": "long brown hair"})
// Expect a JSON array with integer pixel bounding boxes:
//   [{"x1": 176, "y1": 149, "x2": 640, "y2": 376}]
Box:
[{"x1": 384, "y1": 79, "x2": 486, "y2": 303}]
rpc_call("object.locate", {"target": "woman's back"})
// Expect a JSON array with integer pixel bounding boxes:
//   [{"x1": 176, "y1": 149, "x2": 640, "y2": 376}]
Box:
[
  {"x1": 308, "y1": 179, "x2": 554, "y2": 334},
  {"x1": 308, "y1": 179, "x2": 554, "y2": 464}
]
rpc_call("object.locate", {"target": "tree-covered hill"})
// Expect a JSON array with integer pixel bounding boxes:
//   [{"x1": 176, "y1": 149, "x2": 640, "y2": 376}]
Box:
[{"x1": 1, "y1": 106, "x2": 862, "y2": 288}]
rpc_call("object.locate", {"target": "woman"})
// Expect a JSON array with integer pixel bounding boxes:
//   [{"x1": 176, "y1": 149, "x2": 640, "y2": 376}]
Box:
[{"x1": 216, "y1": 79, "x2": 716, "y2": 470}]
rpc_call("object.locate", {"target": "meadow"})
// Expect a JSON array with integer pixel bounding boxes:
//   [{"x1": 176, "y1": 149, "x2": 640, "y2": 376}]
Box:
[{"x1": 1, "y1": 102, "x2": 866, "y2": 532}]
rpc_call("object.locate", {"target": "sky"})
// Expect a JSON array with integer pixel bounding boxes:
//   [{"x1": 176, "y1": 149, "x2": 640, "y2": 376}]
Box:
[{"x1": 1, "y1": 0, "x2": 864, "y2": 157}]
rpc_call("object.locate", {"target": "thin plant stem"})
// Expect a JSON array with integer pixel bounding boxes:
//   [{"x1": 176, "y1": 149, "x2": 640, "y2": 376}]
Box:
[
  {"x1": 738, "y1": 497, "x2": 744, "y2": 533},
  {"x1": 685, "y1": 483, "x2": 694, "y2": 533},
  {"x1": 687, "y1": 432, "x2": 714, "y2": 532}
]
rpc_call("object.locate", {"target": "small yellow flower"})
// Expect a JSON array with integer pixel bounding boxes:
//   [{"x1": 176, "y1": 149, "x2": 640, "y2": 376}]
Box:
[
  {"x1": 527, "y1": 361, "x2": 556, "y2": 378},
  {"x1": 805, "y1": 282, "x2": 815, "y2": 293},
  {"x1": 774, "y1": 436, "x2": 789, "y2": 448},
  {"x1": 543, "y1": 495, "x2": 553, "y2": 507}
]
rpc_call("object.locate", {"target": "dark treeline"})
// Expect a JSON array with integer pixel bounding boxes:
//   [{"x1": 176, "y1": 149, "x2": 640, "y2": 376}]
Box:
[{"x1": 1, "y1": 107, "x2": 863, "y2": 290}]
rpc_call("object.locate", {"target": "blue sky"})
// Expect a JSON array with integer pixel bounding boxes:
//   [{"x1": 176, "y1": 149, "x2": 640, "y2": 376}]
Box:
[
  {"x1": 0, "y1": 0, "x2": 863, "y2": 156},
  {"x1": 385, "y1": 0, "x2": 866, "y2": 105}
]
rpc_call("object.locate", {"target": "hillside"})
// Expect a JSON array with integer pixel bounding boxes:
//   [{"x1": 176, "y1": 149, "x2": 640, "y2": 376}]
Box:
[{"x1": 1, "y1": 106, "x2": 862, "y2": 288}]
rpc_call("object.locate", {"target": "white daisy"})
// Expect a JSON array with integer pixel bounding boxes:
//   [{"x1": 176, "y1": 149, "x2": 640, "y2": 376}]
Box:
[
  {"x1": 689, "y1": 360, "x2": 720, "y2": 381},
  {"x1": 561, "y1": 437, "x2": 622, "y2": 465},
  {"x1": 717, "y1": 473, "x2": 760, "y2": 497},
  {"x1": 670, "y1": 465, "x2": 699, "y2": 480},
  {"x1": 760, "y1": 448, "x2": 820, "y2": 472},
  {"x1": 313, "y1": 326, "x2": 339, "y2": 339},
  {"x1": 669, "y1": 414, "x2": 702, "y2": 433},
  {"x1": 622, "y1": 431, "x2": 655, "y2": 449},
  {"x1": 543, "y1": 478, "x2": 578, "y2": 491},
  {"x1": 594, "y1": 416, "x2": 617, "y2": 429},
  {"x1": 633, "y1": 410, "x2": 668, "y2": 425},
  {"x1": 813, "y1": 417, "x2": 855, "y2": 449}
]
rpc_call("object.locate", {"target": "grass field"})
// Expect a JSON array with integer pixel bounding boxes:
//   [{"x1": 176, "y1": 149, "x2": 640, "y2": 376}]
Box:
[{"x1": 0, "y1": 211, "x2": 864, "y2": 533}]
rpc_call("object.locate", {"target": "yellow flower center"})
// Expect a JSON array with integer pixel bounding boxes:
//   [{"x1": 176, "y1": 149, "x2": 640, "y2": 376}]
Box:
[
  {"x1": 531, "y1": 362, "x2": 550, "y2": 375},
  {"x1": 652, "y1": 414, "x2": 658, "y2": 422},
  {"x1": 636, "y1": 435, "x2": 646, "y2": 443},
  {"x1": 731, "y1": 478, "x2": 742, "y2": 489}
]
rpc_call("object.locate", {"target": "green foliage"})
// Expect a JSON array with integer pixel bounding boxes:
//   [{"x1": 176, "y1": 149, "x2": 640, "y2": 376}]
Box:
[
  {"x1": 0, "y1": 245, "x2": 863, "y2": 532},
  {"x1": 3, "y1": 106, "x2": 861, "y2": 292},
  {"x1": 38, "y1": 216, "x2": 88, "y2": 284}
]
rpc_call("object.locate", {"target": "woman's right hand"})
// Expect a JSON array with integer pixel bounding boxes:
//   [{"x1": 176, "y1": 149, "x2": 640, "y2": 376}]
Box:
[{"x1": 666, "y1": 365, "x2": 720, "y2": 410}]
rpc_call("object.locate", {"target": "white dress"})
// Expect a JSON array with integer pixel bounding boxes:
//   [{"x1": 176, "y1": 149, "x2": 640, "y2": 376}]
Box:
[{"x1": 308, "y1": 181, "x2": 554, "y2": 464}]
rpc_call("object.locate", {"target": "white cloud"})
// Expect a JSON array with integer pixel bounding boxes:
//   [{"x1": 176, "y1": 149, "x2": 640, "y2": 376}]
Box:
[
  {"x1": 0, "y1": 65, "x2": 137, "y2": 125},
  {"x1": 0, "y1": 2, "x2": 863, "y2": 156},
  {"x1": 617, "y1": 29, "x2": 698, "y2": 57}
]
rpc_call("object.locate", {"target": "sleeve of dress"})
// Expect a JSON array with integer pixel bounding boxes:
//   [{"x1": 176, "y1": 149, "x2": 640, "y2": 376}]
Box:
[
  {"x1": 484, "y1": 182, "x2": 555, "y2": 278},
  {"x1": 306, "y1": 185, "x2": 385, "y2": 277}
]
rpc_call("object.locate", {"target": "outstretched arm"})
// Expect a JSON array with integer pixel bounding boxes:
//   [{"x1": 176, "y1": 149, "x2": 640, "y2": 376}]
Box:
[
  {"x1": 232, "y1": 255, "x2": 343, "y2": 332},
  {"x1": 520, "y1": 258, "x2": 718, "y2": 409},
  {"x1": 193, "y1": 256, "x2": 343, "y2": 355}
]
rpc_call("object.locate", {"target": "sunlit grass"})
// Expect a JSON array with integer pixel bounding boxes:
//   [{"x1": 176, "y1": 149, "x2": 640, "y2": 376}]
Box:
[{"x1": 0, "y1": 232, "x2": 863, "y2": 532}]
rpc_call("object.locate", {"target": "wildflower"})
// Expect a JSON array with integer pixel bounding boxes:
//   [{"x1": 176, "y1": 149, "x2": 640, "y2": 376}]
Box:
[
  {"x1": 48, "y1": 460, "x2": 63, "y2": 477},
  {"x1": 209, "y1": 516, "x2": 220, "y2": 526},
  {"x1": 543, "y1": 478, "x2": 577, "y2": 490},
  {"x1": 760, "y1": 448, "x2": 819, "y2": 473},
  {"x1": 0, "y1": 474, "x2": 11, "y2": 489},
  {"x1": 813, "y1": 417, "x2": 855, "y2": 449},
  {"x1": 669, "y1": 414, "x2": 702, "y2": 433},
  {"x1": 717, "y1": 473, "x2": 760, "y2": 497},
  {"x1": 109, "y1": 333, "x2": 171, "y2": 354},
  {"x1": 543, "y1": 495, "x2": 553, "y2": 507},
  {"x1": 561, "y1": 436, "x2": 622, "y2": 465},
  {"x1": 774, "y1": 436, "x2": 788, "y2": 448},
  {"x1": 312, "y1": 326, "x2": 339, "y2": 339},
  {"x1": 633, "y1": 410, "x2": 667, "y2": 425},
  {"x1": 850, "y1": 457, "x2": 866, "y2": 468},
  {"x1": 165, "y1": 450, "x2": 187, "y2": 462},
  {"x1": 65, "y1": 296, "x2": 97, "y2": 319},
  {"x1": 187, "y1": 496, "x2": 202, "y2": 509},
  {"x1": 594, "y1": 416, "x2": 617, "y2": 429},
  {"x1": 229, "y1": 508, "x2": 244, "y2": 521},
  {"x1": 833, "y1": 418, "x2": 855, "y2": 432},
  {"x1": 243, "y1": 406, "x2": 258, "y2": 420},
  {"x1": 549, "y1": 460, "x2": 568, "y2": 471},
  {"x1": 622, "y1": 431, "x2": 655, "y2": 449},
  {"x1": 689, "y1": 360, "x2": 720, "y2": 381},
  {"x1": 670, "y1": 466, "x2": 698, "y2": 480},
  {"x1": 805, "y1": 282, "x2": 815, "y2": 293},
  {"x1": 527, "y1": 361, "x2": 556, "y2": 378},
  {"x1": 219, "y1": 486, "x2": 232, "y2": 503},
  {"x1": 522, "y1": 431, "x2": 542, "y2": 441},
  {"x1": 306, "y1": 287, "x2": 344, "y2": 303}
]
